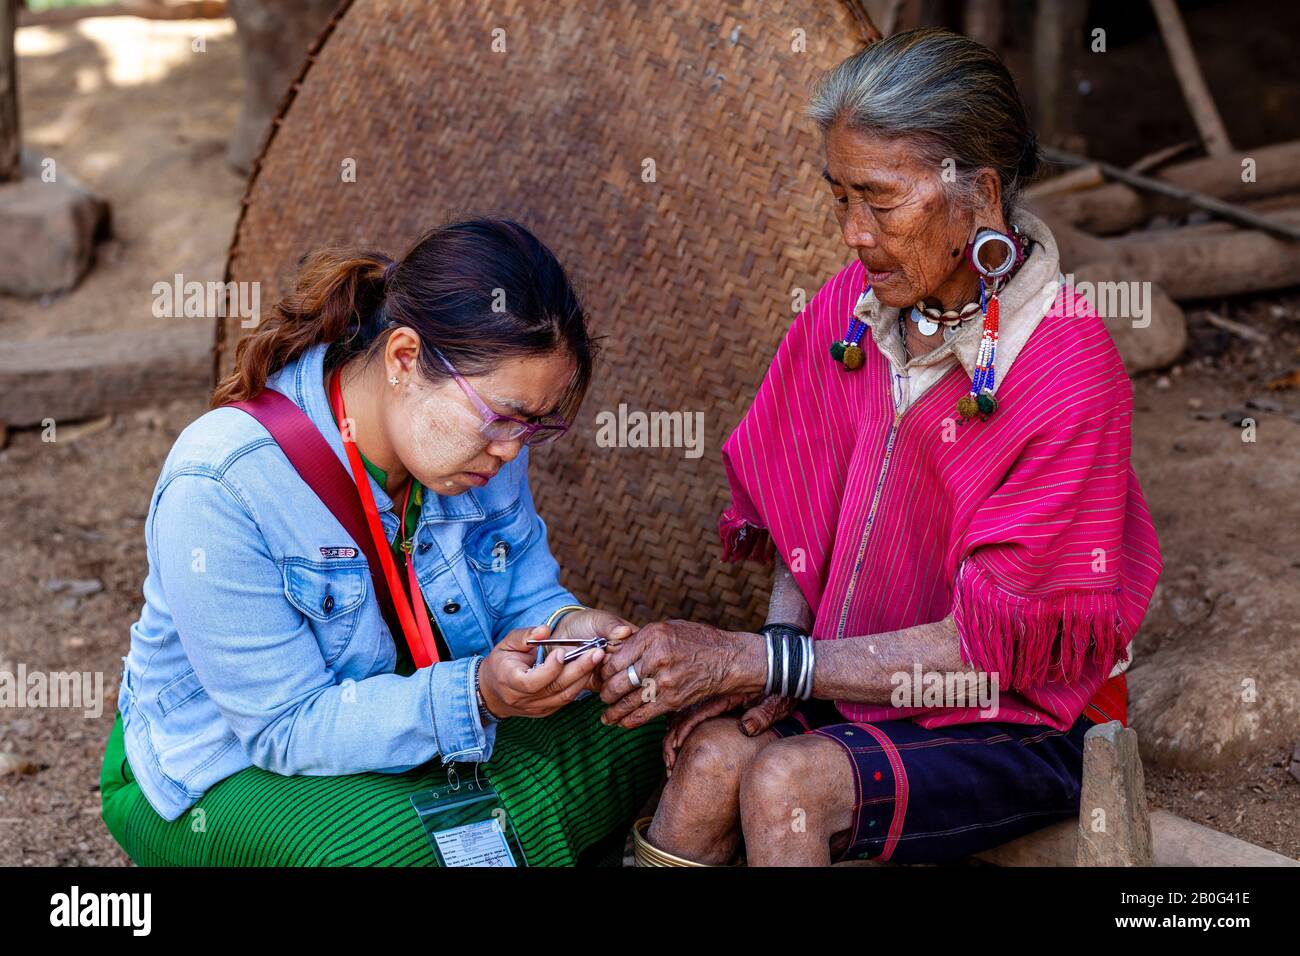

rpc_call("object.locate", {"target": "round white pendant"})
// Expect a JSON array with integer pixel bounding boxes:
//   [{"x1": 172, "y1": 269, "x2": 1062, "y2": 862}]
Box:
[{"x1": 917, "y1": 315, "x2": 939, "y2": 336}]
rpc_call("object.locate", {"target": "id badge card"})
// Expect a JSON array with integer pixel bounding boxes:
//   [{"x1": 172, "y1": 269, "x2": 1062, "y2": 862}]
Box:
[{"x1": 410, "y1": 769, "x2": 527, "y2": 867}]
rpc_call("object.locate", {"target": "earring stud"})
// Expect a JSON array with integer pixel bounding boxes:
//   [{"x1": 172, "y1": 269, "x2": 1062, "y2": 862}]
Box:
[{"x1": 388, "y1": 376, "x2": 399, "y2": 387}]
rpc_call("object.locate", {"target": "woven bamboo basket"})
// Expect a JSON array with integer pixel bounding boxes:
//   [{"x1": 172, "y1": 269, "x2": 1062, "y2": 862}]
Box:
[{"x1": 218, "y1": 0, "x2": 873, "y2": 628}]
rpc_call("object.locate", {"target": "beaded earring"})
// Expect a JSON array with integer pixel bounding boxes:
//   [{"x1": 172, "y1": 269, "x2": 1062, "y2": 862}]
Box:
[
  {"x1": 956, "y1": 227, "x2": 1022, "y2": 423},
  {"x1": 829, "y1": 273, "x2": 872, "y2": 371}
]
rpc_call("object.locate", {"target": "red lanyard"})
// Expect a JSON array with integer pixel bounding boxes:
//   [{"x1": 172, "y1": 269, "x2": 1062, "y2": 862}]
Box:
[{"x1": 328, "y1": 370, "x2": 440, "y2": 668}]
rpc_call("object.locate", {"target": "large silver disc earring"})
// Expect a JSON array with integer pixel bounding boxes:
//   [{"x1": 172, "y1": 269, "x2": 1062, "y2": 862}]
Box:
[{"x1": 967, "y1": 227, "x2": 1018, "y2": 280}]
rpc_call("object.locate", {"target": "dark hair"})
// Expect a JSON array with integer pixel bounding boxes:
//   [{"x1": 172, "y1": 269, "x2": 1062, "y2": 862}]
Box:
[{"x1": 212, "y1": 218, "x2": 597, "y2": 422}]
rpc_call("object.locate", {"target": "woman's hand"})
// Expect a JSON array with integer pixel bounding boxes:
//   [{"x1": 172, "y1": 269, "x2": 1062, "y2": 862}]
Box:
[
  {"x1": 550, "y1": 609, "x2": 637, "y2": 694},
  {"x1": 597, "y1": 620, "x2": 766, "y2": 729},
  {"x1": 736, "y1": 693, "x2": 797, "y2": 737},
  {"x1": 478, "y1": 624, "x2": 605, "y2": 720}
]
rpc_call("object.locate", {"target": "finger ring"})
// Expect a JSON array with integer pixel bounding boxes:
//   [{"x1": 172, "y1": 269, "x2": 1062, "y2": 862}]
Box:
[{"x1": 627, "y1": 663, "x2": 642, "y2": 688}]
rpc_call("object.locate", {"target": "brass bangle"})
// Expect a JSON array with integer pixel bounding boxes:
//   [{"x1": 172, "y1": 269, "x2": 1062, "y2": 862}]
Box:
[
  {"x1": 544, "y1": 603, "x2": 587, "y2": 633},
  {"x1": 631, "y1": 817, "x2": 742, "y2": 867}
]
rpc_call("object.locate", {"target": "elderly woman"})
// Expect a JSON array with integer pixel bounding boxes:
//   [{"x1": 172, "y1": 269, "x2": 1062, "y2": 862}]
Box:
[{"x1": 598, "y1": 29, "x2": 1162, "y2": 866}]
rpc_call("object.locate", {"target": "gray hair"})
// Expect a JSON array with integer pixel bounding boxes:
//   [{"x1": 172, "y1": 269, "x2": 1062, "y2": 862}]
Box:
[{"x1": 807, "y1": 28, "x2": 1039, "y2": 220}]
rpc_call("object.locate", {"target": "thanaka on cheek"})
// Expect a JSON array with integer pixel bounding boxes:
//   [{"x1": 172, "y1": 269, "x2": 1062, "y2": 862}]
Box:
[{"x1": 389, "y1": 385, "x2": 488, "y2": 494}]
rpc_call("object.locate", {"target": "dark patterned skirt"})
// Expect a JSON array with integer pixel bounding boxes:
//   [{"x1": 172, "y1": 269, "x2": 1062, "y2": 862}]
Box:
[{"x1": 770, "y1": 700, "x2": 1093, "y2": 863}]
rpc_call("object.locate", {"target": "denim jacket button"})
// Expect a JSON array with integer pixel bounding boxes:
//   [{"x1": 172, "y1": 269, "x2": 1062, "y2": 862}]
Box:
[
  {"x1": 443, "y1": 600, "x2": 460, "y2": 614},
  {"x1": 322, "y1": 594, "x2": 335, "y2": 614},
  {"x1": 491, "y1": 540, "x2": 510, "y2": 560},
  {"x1": 417, "y1": 541, "x2": 432, "y2": 553}
]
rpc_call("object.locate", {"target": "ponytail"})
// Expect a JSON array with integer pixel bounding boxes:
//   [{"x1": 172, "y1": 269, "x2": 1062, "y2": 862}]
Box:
[
  {"x1": 213, "y1": 218, "x2": 596, "y2": 423},
  {"x1": 211, "y1": 248, "x2": 393, "y2": 407}
]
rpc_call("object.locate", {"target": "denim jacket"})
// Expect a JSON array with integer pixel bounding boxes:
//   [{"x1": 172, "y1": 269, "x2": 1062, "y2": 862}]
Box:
[{"x1": 117, "y1": 342, "x2": 581, "y2": 821}]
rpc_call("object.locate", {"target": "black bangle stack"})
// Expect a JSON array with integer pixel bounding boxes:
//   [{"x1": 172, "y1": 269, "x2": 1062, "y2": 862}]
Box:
[{"x1": 758, "y1": 623, "x2": 815, "y2": 700}]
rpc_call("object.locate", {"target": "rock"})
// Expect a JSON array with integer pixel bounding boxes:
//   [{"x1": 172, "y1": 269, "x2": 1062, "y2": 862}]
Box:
[
  {"x1": 0, "y1": 753, "x2": 37, "y2": 777},
  {"x1": 44, "y1": 578, "x2": 103, "y2": 597},
  {"x1": 1075, "y1": 721, "x2": 1154, "y2": 866},
  {"x1": 1129, "y1": 626, "x2": 1300, "y2": 772},
  {"x1": 1073, "y1": 263, "x2": 1187, "y2": 373},
  {"x1": 0, "y1": 154, "x2": 109, "y2": 296},
  {"x1": 1290, "y1": 744, "x2": 1300, "y2": 786},
  {"x1": 1246, "y1": 396, "x2": 1283, "y2": 413}
]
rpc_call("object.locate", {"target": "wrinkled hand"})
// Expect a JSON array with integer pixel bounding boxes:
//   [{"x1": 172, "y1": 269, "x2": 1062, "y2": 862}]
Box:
[
  {"x1": 661, "y1": 692, "x2": 798, "y2": 773},
  {"x1": 598, "y1": 620, "x2": 759, "y2": 730},
  {"x1": 662, "y1": 693, "x2": 748, "y2": 771},
  {"x1": 736, "y1": 693, "x2": 796, "y2": 737}
]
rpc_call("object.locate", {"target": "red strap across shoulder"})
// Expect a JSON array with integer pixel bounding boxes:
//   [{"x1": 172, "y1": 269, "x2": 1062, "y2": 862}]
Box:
[
  {"x1": 224, "y1": 386, "x2": 435, "y2": 667},
  {"x1": 328, "y1": 370, "x2": 439, "y2": 667}
]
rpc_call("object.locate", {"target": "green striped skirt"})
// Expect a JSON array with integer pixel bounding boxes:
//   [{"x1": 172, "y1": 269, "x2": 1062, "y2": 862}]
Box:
[{"x1": 99, "y1": 697, "x2": 665, "y2": 866}]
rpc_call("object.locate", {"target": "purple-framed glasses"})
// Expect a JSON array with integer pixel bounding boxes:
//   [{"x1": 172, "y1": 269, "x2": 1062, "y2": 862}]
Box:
[{"x1": 434, "y1": 349, "x2": 569, "y2": 446}]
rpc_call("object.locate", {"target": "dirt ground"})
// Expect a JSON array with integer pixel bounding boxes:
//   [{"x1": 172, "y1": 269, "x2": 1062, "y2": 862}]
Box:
[
  {"x1": 0, "y1": 14, "x2": 1296, "y2": 867},
  {"x1": 0, "y1": 15, "x2": 243, "y2": 342}
]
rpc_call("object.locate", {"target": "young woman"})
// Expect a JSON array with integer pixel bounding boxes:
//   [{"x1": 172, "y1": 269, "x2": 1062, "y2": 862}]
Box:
[{"x1": 99, "y1": 218, "x2": 664, "y2": 866}]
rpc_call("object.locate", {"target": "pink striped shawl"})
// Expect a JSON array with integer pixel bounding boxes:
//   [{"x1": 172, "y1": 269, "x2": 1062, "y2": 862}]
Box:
[{"x1": 719, "y1": 259, "x2": 1162, "y2": 730}]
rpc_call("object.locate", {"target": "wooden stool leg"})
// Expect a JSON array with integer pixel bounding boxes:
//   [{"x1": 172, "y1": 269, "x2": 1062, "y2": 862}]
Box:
[{"x1": 1075, "y1": 720, "x2": 1155, "y2": 866}]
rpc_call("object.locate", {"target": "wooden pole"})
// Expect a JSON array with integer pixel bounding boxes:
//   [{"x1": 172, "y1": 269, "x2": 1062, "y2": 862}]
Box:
[
  {"x1": 962, "y1": 0, "x2": 1003, "y2": 51},
  {"x1": 1042, "y1": 145, "x2": 1300, "y2": 242},
  {"x1": 1149, "y1": 0, "x2": 1232, "y2": 156},
  {"x1": 1032, "y1": 0, "x2": 1084, "y2": 147},
  {"x1": 0, "y1": 0, "x2": 19, "y2": 184},
  {"x1": 1033, "y1": 139, "x2": 1300, "y2": 235}
]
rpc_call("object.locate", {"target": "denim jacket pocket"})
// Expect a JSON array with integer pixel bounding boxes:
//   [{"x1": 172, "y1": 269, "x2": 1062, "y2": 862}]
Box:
[
  {"x1": 156, "y1": 666, "x2": 207, "y2": 716},
  {"x1": 464, "y1": 501, "x2": 538, "y2": 612},
  {"x1": 281, "y1": 558, "x2": 369, "y2": 665}
]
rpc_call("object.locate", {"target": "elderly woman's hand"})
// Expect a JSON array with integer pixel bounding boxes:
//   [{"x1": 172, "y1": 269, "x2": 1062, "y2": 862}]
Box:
[
  {"x1": 547, "y1": 608, "x2": 637, "y2": 695},
  {"x1": 660, "y1": 692, "x2": 797, "y2": 772},
  {"x1": 597, "y1": 620, "x2": 765, "y2": 729}
]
